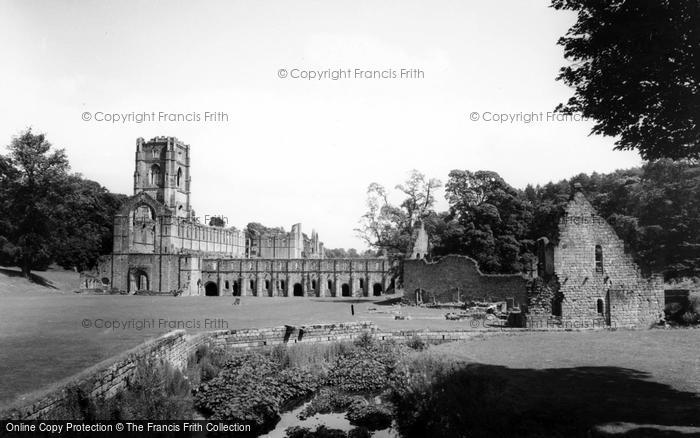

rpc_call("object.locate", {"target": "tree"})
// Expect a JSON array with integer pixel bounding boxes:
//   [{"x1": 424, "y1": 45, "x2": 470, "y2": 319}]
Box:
[
  {"x1": 356, "y1": 170, "x2": 442, "y2": 256},
  {"x1": 324, "y1": 248, "x2": 366, "y2": 258},
  {"x1": 552, "y1": 0, "x2": 700, "y2": 160},
  {"x1": 441, "y1": 170, "x2": 534, "y2": 273},
  {"x1": 209, "y1": 216, "x2": 225, "y2": 227},
  {"x1": 51, "y1": 176, "x2": 126, "y2": 271},
  {"x1": 245, "y1": 222, "x2": 285, "y2": 240},
  {"x1": 0, "y1": 129, "x2": 125, "y2": 276},
  {"x1": 1, "y1": 129, "x2": 69, "y2": 276}
]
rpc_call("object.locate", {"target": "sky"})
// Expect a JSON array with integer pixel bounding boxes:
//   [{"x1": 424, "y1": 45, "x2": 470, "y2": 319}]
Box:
[{"x1": 0, "y1": 0, "x2": 644, "y2": 250}]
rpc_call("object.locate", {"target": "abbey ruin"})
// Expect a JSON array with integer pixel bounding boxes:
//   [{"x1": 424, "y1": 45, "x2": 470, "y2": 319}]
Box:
[
  {"x1": 82, "y1": 136, "x2": 663, "y2": 327},
  {"x1": 403, "y1": 187, "x2": 664, "y2": 328},
  {"x1": 82, "y1": 136, "x2": 392, "y2": 297}
]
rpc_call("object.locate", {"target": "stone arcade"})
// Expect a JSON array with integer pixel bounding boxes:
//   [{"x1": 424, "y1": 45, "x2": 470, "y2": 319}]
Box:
[{"x1": 81, "y1": 136, "x2": 392, "y2": 297}]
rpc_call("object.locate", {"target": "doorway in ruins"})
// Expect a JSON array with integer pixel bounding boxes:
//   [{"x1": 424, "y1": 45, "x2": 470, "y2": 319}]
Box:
[
  {"x1": 204, "y1": 282, "x2": 218, "y2": 296},
  {"x1": 552, "y1": 294, "x2": 563, "y2": 317},
  {"x1": 373, "y1": 283, "x2": 383, "y2": 296},
  {"x1": 232, "y1": 281, "x2": 240, "y2": 296},
  {"x1": 341, "y1": 283, "x2": 350, "y2": 297},
  {"x1": 293, "y1": 283, "x2": 303, "y2": 297},
  {"x1": 128, "y1": 269, "x2": 149, "y2": 293}
]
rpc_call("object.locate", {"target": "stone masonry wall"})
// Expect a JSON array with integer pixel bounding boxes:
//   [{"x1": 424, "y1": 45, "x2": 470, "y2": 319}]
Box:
[
  {"x1": 403, "y1": 255, "x2": 528, "y2": 305},
  {"x1": 554, "y1": 192, "x2": 664, "y2": 328}
]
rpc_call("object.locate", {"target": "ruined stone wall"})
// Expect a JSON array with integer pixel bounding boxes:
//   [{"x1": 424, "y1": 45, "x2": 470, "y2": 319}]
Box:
[
  {"x1": 80, "y1": 254, "x2": 198, "y2": 295},
  {"x1": 403, "y1": 255, "x2": 528, "y2": 305},
  {"x1": 553, "y1": 192, "x2": 663, "y2": 328},
  {"x1": 112, "y1": 193, "x2": 246, "y2": 258},
  {"x1": 201, "y1": 258, "x2": 391, "y2": 297}
]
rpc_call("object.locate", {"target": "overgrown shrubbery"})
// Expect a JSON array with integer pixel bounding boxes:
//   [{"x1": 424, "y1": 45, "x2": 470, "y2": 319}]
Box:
[
  {"x1": 406, "y1": 334, "x2": 427, "y2": 351},
  {"x1": 194, "y1": 352, "x2": 321, "y2": 434},
  {"x1": 103, "y1": 358, "x2": 193, "y2": 420},
  {"x1": 664, "y1": 296, "x2": 700, "y2": 326},
  {"x1": 326, "y1": 339, "x2": 403, "y2": 394},
  {"x1": 54, "y1": 358, "x2": 195, "y2": 421},
  {"x1": 270, "y1": 341, "x2": 355, "y2": 371},
  {"x1": 298, "y1": 389, "x2": 363, "y2": 420}
]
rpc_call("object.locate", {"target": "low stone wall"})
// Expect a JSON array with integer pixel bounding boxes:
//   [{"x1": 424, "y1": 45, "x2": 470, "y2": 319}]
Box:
[
  {"x1": 0, "y1": 321, "x2": 376, "y2": 420},
  {"x1": 1, "y1": 330, "x2": 194, "y2": 420}
]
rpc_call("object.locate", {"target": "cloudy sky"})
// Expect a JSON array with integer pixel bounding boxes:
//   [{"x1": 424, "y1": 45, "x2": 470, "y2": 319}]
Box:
[{"x1": 0, "y1": 0, "x2": 643, "y2": 249}]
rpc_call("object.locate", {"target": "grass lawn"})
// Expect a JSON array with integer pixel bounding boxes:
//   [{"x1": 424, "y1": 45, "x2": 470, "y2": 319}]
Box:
[
  {"x1": 1, "y1": 265, "x2": 699, "y2": 427},
  {"x1": 429, "y1": 332, "x2": 700, "y2": 433},
  {"x1": 0, "y1": 266, "x2": 477, "y2": 406}
]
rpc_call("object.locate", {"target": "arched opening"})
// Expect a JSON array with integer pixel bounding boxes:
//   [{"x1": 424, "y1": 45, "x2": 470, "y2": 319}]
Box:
[
  {"x1": 373, "y1": 283, "x2": 383, "y2": 296},
  {"x1": 225, "y1": 280, "x2": 230, "y2": 290},
  {"x1": 265, "y1": 280, "x2": 270, "y2": 291},
  {"x1": 280, "y1": 280, "x2": 286, "y2": 294},
  {"x1": 293, "y1": 283, "x2": 303, "y2": 297},
  {"x1": 595, "y1": 245, "x2": 603, "y2": 273},
  {"x1": 204, "y1": 282, "x2": 218, "y2": 296},
  {"x1": 249, "y1": 279, "x2": 256, "y2": 296},
  {"x1": 416, "y1": 253, "x2": 421, "y2": 259},
  {"x1": 328, "y1": 280, "x2": 333, "y2": 291},
  {"x1": 232, "y1": 281, "x2": 240, "y2": 296},
  {"x1": 597, "y1": 298, "x2": 604, "y2": 314},
  {"x1": 312, "y1": 279, "x2": 317, "y2": 290},
  {"x1": 128, "y1": 270, "x2": 149, "y2": 292},
  {"x1": 149, "y1": 164, "x2": 161, "y2": 186},
  {"x1": 176, "y1": 167, "x2": 183, "y2": 187},
  {"x1": 341, "y1": 283, "x2": 350, "y2": 297}
]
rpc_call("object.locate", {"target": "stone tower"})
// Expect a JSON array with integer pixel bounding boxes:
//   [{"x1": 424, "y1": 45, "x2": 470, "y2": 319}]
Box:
[
  {"x1": 134, "y1": 136, "x2": 191, "y2": 218},
  {"x1": 408, "y1": 220, "x2": 429, "y2": 259}
]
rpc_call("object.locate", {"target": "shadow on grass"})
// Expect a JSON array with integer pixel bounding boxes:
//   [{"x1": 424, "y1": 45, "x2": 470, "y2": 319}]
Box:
[
  {"x1": 374, "y1": 297, "x2": 402, "y2": 306},
  {"x1": 395, "y1": 363, "x2": 700, "y2": 437},
  {"x1": 0, "y1": 268, "x2": 57, "y2": 289},
  {"x1": 310, "y1": 298, "x2": 378, "y2": 304}
]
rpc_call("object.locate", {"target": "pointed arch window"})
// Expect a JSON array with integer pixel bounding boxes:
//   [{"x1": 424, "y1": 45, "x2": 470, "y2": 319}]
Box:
[{"x1": 150, "y1": 164, "x2": 161, "y2": 186}]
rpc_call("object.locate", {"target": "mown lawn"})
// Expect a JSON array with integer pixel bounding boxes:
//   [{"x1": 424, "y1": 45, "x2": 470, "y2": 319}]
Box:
[
  {"x1": 1, "y1": 265, "x2": 698, "y2": 424},
  {"x1": 426, "y1": 332, "x2": 700, "y2": 434},
  {"x1": 0, "y1": 266, "x2": 468, "y2": 406}
]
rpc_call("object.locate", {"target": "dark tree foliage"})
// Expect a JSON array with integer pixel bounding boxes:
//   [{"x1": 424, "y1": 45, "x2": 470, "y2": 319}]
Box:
[
  {"x1": 51, "y1": 176, "x2": 127, "y2": 271},
  {"x1": 415, "y1": 163, "x2": 699, "y2": 279},
  {"x1": 552, "y1": 0, "x2": 700, "y2": 160},
  {"x1": 0, "y1": 129, "x2": 125, "y2": 275},
  {"x1": 208, "y1": 216, "x2": 225, "y2": 227},
  {"x1": 437, "y1": 170, "x2": 535, "y2": 274},
  {"x1": 244, "y1": 222, "x2": 286, "y2": 240},
  {"x1": 526, "y1": 160, "x2": 700, "y2": 279},
  {"x1": 325, "y1": 248, "x2": 378, "y2": 258},
  {"x1": 1, "y1": 129, "x2": 69, "y2": 275}
]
